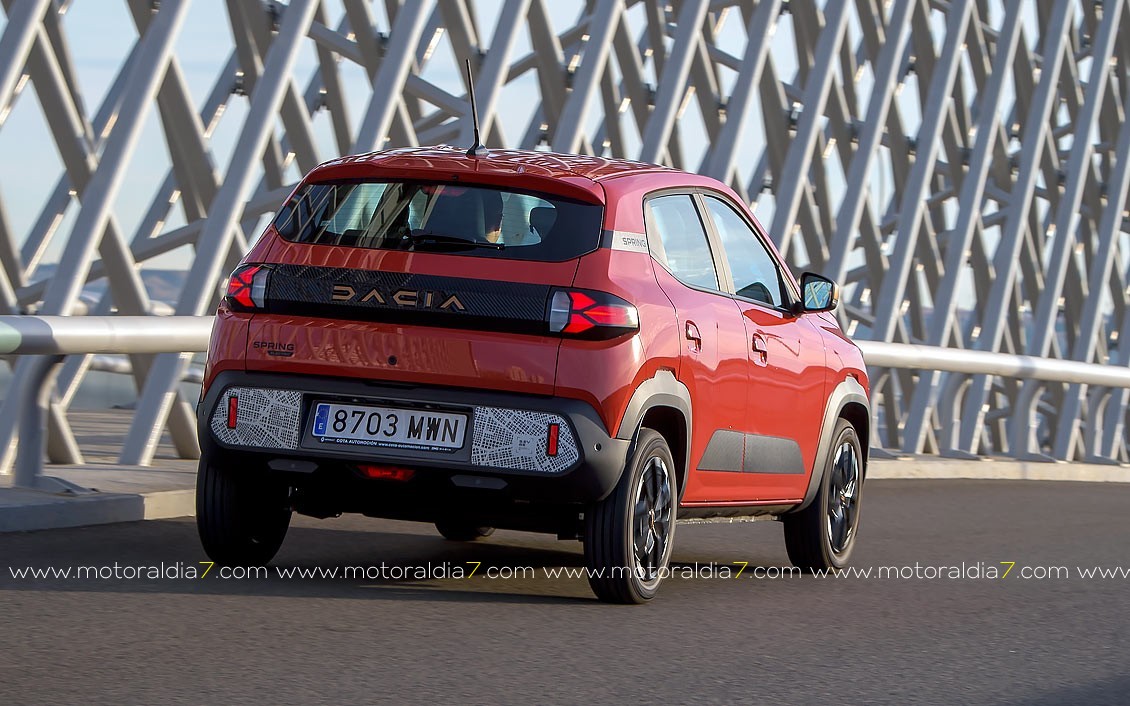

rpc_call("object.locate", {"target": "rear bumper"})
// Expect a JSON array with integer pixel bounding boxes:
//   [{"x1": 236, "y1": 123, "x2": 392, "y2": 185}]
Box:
[{"x1": 197, "y1": 371, "x2": 631, "y2": 506}]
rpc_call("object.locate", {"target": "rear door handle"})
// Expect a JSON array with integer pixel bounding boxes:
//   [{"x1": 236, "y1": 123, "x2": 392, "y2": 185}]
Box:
[
  {"x1": 685, "y1": 321, "x2": 702, "y2": 352},
  {"x1": 751, "y1": 332, "x2": 768, "y2": 366}
]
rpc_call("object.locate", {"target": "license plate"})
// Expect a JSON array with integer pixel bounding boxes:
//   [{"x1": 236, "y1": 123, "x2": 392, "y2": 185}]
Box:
[{"x1": 310, "y1": 402, "x2": 467, "y2": 451}]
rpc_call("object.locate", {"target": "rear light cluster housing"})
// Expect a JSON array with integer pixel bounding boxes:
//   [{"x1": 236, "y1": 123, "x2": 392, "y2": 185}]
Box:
[
  {"x1": 548, "y1": 289, "x2": 639, "y2": 340},
  {"x1": 225, "y1": 264, "x2": 270, "y2": 311}
]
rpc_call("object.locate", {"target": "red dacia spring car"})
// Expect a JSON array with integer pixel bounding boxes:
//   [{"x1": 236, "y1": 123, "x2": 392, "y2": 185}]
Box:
[{"x1": 197, "y1": 146, "x2": 870, "y2": 603}]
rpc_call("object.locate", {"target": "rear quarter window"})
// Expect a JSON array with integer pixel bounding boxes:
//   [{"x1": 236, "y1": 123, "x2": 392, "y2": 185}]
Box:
[{"x1": 272, "y1": 180, "x2": 604, "y2": 262}]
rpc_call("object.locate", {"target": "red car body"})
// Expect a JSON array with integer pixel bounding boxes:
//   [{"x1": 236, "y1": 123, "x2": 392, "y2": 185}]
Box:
[{"x1": 197, "y1": 147, "x2": 870, "y2": 602}]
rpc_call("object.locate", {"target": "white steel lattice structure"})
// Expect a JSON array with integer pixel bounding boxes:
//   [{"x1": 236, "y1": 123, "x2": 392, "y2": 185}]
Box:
[{"x1": 1, "y1": 0, "x2": 1130, "y2": 469}]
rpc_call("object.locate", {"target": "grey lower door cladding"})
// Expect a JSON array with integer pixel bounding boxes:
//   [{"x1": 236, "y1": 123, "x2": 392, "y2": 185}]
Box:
[{"x1": 698, "y1": 429, "x2": 805, "y2": 475}]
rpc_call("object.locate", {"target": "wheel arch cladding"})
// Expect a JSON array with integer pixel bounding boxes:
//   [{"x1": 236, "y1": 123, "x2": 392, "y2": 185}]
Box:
[
  {"x1": 616, "y1": 370, "x2": 692, "y2": 500},
  {"x1": 638, "y1": 405, "x2": 689, "y2": 501},
  {"x1": 838, "y1": 400, "x2": 871, "y2": 470},
  {"x1": 790, "y1": 376, "x2": 871, "y2": 514}
]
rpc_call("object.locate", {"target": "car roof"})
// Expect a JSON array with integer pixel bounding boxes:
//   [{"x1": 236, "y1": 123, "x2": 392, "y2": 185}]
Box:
[{"x1": 314, "y1": 146, "x2": 678, "y2": 184}]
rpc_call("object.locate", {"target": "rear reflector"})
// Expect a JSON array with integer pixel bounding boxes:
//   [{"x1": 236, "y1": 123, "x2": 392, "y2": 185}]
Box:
[
  {"x1": 358, "y1": 465, "x2": 415, "y2": 482},
  {"x1": 226, "y1": 395, "x2": 238, "y2": 429},
  {"x1": 546, "y1": 423, "x2": 559, "y2": 457}
]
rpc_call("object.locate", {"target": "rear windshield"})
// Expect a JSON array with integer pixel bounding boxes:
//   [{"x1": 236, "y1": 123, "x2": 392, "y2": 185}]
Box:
[{"x1": 272, "y1": 180, "x2": 604, "y2": 262}]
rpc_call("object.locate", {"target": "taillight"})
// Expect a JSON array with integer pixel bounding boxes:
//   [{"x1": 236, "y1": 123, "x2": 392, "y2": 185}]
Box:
[
  {"x1": 225, "y1": 264, "x2": 270, "y2": 311},
  {"x1": 357, "y1": 465, "x2": 415, "y2": 482},
  {"x1": 548, "y1": 289, "x2": 639, "y2": 339}
]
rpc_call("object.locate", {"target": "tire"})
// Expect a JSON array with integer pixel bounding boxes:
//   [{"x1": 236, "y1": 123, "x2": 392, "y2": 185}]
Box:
[
  {"x1": 434, "y1": 521, "x2": 495, "y2": 541},
  {"x1": 196, "y1": 452, "x2": 292, "y2": 566},
  {"x1": 583, "y1": 428, "x2": 677, "y2": 604},
  {"x1": 784, "y1": 419, "x2": 863, "y2": 572}
]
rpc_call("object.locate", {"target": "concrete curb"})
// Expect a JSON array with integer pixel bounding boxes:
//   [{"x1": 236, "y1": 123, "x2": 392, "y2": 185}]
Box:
[
  {"x1": 0, "y1": 488, "x2": 195, "y2": 533},
  {"x1": 869, "y1": 457, "x2": 1130, "y2": 483},
  {"x1": 1, "y1": 456, "x2": 1127, "y2": 533}
]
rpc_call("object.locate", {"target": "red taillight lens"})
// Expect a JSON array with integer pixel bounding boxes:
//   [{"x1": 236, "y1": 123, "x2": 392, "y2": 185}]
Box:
[
  {"x1": 358, "y1": 465, "x2": 415, "y2": 482},
  {"x1": 549, "y1": 289, "x2": 639, "y2": 339},
  {"x1": 225, "y1": 264, "x2": 269, "y2": 310}
]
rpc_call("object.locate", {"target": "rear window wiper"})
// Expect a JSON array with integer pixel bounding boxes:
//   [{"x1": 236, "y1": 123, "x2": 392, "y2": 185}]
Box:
[{"x1": 404, "y1": 232, "x2": 504, "y2": 250}]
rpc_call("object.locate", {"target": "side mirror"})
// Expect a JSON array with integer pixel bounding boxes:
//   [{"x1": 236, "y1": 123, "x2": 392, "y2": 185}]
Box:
[{"x1": 800, "y1": 272, "x2": 839, "y2": 313}]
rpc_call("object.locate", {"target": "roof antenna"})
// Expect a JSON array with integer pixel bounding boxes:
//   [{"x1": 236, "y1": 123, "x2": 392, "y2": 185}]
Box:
[{"x1": 465, "y1": 59, "x2": 485, "y2": 157}]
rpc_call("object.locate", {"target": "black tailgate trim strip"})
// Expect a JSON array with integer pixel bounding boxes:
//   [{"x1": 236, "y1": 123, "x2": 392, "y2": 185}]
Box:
[{"x1": 264, "y1": 264, "x2": 552, "y2": 334}]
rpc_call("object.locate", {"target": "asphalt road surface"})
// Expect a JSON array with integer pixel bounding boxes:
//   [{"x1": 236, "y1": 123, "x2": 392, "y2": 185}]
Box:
[{"x1": 1, "y1": 479, "x2": 1128, "y2": 705}]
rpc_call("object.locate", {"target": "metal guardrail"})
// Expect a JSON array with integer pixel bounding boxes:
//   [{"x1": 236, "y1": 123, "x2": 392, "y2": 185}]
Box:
[
  {"x1": 0, "y1": 316, "x2": 213, "y2": 355},
  {"x1": 859, "y1": 341, "x2": 1130, "y2": 388},
  {"x1": 0, "y1": 316, "x2": 212, "y2": 489},
  {"x1": 2, "y1": 315, "x2": 1129, "y2": 489}
]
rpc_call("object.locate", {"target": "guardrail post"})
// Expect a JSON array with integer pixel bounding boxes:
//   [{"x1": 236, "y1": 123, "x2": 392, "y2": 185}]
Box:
[{"x1": 11, "y1": 354, "x2": 64, "y2": 488}]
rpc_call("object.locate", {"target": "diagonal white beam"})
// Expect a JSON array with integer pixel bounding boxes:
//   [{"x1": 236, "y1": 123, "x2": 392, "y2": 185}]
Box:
[
  {"x1": 352, "y1": 0, "x2": 436, "y2": 153},
  {"x1": 37, "y1": 0, "x2": 187, "y2": 316},
  {"x1": 460, "y1": 0, "x2": 531, "y2": 146},
  {"x1": 122, "y1": 0, "x2": 320, "y2": 466},
  {"x1": 870, "y1": 2, "x2": 972, "y2": 344},
  {"x1": 767, "y1": 0, "x2": 850, "y2": 249},
  {"x1": 957, "y1": 0, "x2": 1076, "y2": 452},
  {"x1": 1010, "y1": 0, "x2": 1124, "y2": 458},
  {"x1": 638, "y1": 0, "x2": 709, "y2": 164},
  {"x1": 701, "y1": 0, "x2": 781, "y2": 180},
  {"x1": 899, "y1": 0, "x2": 1025, "y2": 453},
  {"x1": 0, "y1": 0, "x2": 50, "y2": 127},
  {"x1": 824, "y1": 0, "x2": 915, "y2": 284},
  {"x1": 550, "y1": 0, "x2": 623, "y2": 154}
]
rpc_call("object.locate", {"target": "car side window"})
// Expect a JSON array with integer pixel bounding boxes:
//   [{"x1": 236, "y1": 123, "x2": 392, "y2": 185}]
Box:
[
  {"x1": 645, "y1": 195, "x2": 720, "y2": 291},
  {"x1": 704, "y1": 196, "x2": 787, "y2": 307}
]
